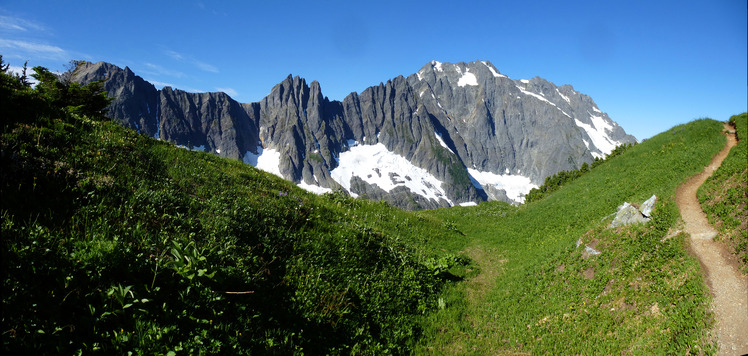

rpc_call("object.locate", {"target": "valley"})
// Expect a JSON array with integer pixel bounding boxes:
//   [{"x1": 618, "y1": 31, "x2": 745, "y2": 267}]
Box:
[{"x1": 2, "y1": 59, "x2": 746, "y2": 354}]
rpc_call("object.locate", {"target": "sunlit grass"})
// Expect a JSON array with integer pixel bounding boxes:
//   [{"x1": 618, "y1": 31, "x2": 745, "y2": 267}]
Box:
[{"x1": 416, "y1": 118, "x2": 725, "y2": 354}]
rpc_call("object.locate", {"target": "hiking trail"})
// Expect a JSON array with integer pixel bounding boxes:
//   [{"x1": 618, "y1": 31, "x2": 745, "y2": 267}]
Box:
[{"x1": 675, "y1": 122, "x2": 747, "y2": 355}]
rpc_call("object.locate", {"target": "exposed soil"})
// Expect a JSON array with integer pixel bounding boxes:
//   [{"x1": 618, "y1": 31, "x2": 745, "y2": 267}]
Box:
[
  {"x1": 675, "y1": 123, "x2": 747, "y2": 355},
  {"x1": 463, "y1": 246, "x2": 506, "y2": 304}
]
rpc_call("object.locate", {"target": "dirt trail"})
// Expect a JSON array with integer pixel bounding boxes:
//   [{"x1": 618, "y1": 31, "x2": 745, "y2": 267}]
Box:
[{"x1": 675, "y1": 123, "x2": 747, "y2": 355}]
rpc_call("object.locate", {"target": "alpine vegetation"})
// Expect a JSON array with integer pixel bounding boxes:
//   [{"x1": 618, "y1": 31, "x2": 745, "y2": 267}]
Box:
[{"x1": 1, "y1": 57, "x2": 734, "y2": 354}]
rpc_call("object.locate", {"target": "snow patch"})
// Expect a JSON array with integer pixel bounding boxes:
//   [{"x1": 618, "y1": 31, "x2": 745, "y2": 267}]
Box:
[
  {"x1": 520, "y1": 79, "x2": 530, "y2": 84},
  {"x1": 243, "y1": 146, "x2": 283, "y2": 178},
  {"x1": 297, "y1": 181, "x2": 333, "y2": 195},
  {"x1": 434, "y1": 131, "x2": 454, "y2": 154},
  {"x1": 457, "y1": 70, "x2": 478, "y2": 87},
  {"x1": 432, "y1": 60, "x2": 443, "y2": 72},
  {"x1": 330, "y1": 143, "x2": 452, "y2": 204},
  {"x1": 556, "y1": 88, "x2": 571, "y2": 104},
  {"x1": 590, "y1": 114, "x2": 613, "y2": 133},
  {"x1": 574, "y1": 118, "x2": 617, "y2": 156},
  {"x1": 482, "y1": 61, "x2": 507, "y2": 78},
  {"x1": 215, "y1": 148, "x2": 221, "y2": 154},
  {"x1": 592, "y1": 106, "x2": 602, "y2": 113},
  {"x1": 516, "y1": 86, "x2": 553, "y2": 105},
  {"x1": 516, "y1": 86, "x2": 571, "y2": 118},
  {"x1": 459, "y1": 202, "x2": 478, "y2": 207},
  {"x1": 467, "y1": 169, "x2": 538, "y2": 204}
]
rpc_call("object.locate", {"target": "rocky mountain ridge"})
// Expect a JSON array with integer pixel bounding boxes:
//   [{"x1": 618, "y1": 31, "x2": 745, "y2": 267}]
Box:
[{"x1": 71, "y1": 60, "x2": 637, "y2": 209}]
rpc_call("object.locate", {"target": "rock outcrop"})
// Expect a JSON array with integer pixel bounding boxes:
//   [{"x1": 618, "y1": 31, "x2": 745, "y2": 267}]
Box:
[
  {"x1": 610, "y1": 195, "x2": 657, "y2": 228},
  {"x1": 72, "y1": 60, "x2": 637, "y2": 210}
]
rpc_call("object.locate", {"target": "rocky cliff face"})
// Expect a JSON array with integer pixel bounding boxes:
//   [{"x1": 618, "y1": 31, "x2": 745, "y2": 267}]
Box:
[{"x1": 72, "y1": 60, "x2": 636, "y2": 209}]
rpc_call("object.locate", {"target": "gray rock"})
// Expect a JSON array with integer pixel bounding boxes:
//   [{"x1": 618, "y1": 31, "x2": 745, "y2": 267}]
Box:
[
  {"x1": 610, "y1": 200, "x2": 652, "y2": 228},
  {"x1": 72, "y1": 60, "x2": 638, "y2": 210},
  {"x1": 640, "y1": 195, "x2": 657, "y2": 218}
]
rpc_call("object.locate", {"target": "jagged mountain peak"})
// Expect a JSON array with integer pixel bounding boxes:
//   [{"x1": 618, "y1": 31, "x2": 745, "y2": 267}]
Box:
[
  {"x1": 415, "y1": 60, "x2": 508, "y2": 84},
  {"x1": 72, "y1": 60, "x2": 636, "y2": 210}
]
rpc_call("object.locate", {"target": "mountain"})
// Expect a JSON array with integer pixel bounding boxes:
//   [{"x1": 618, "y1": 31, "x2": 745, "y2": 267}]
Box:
[
  {"x1": 71, "y1": 60, "x2": 637, "y2": 209},
  {"x1": 2, "y1": 62, "x2": 727, "y2": 352}
]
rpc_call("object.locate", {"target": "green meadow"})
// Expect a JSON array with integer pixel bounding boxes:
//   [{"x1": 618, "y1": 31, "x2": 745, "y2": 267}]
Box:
[
  {"x1": 2, "y1": 60, "x2": 742, "y2": 354},
  {"x1": 417, "y1": 118, "x2": 726, "y2": 354}
]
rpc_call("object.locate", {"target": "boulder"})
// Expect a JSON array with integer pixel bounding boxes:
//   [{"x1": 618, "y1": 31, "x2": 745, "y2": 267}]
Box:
[
  {"x1": 640, "y1": 195, "x2": 657, "y2": 218},
  {"x1": 610, "y1": 200, "x2": 652, "y2": 228}
]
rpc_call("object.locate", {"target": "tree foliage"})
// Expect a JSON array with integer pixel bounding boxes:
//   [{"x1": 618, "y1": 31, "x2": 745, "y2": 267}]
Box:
[
  {"x1": 1, "y1": 57, "x2": 111, "y2": 130},
  {"x1": 31, "y1": 63, "x2": 111, "y2": 118}
]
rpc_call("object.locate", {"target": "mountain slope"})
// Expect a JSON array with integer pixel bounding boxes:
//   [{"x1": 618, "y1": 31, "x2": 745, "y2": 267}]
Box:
[
  {"x1": 1, "y1": 61, "x2": 730, "y2": 354},
  {"x1": 417, "y1": 118, "x2": 726, "y2": 354},
  {"x1": 71, "y1": 60, "x2": 636, "y2": 209},
  {"x1": 1, "y1": 65, "x2": 462, "y2": 353}
]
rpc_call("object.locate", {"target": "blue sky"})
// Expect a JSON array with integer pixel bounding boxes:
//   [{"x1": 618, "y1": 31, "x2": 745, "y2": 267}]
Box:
[{"x1": 1, "y1": 0, "x2": 745, "y2": 140}]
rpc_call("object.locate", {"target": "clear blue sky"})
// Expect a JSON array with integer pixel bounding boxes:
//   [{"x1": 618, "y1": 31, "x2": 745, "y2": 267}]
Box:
[{"x1": 1, "y1": 0, "x2": 745, "y2": 140}]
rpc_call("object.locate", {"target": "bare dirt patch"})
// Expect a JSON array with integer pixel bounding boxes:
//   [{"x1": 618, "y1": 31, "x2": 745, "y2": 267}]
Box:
[
  {"x1": 463, "y1": 246, "x2": 507, "y2": 303},
  {"x1": 676, "y1": 123, "x2": 747, "y2": 355}
]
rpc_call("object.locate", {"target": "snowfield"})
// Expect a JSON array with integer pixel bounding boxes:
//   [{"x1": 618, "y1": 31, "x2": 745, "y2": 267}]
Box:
[
  {"x1": 330, "y1": 143, "x2": 452, "y2": 205},
  {"x1": 243, "y1": 146, "x2": 283, "y2": 178},
  {"x1": 468, "y1": 168, "x2": 538, "y2": 204}
]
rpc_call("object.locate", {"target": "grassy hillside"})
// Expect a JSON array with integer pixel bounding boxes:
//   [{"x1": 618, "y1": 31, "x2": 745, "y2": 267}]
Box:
[
  {"x1": 698, "y1": 113, "x2": 747, "y2": 273},
  {"x1": 1, "y1": 62, "x2": 463, "y2": 354},
  {"x1": 1, "y1": 60, "x2": 733, "y2": 355},
  {"x1": 416, "y1": 118, "x2": 726, "y2": 354}
]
